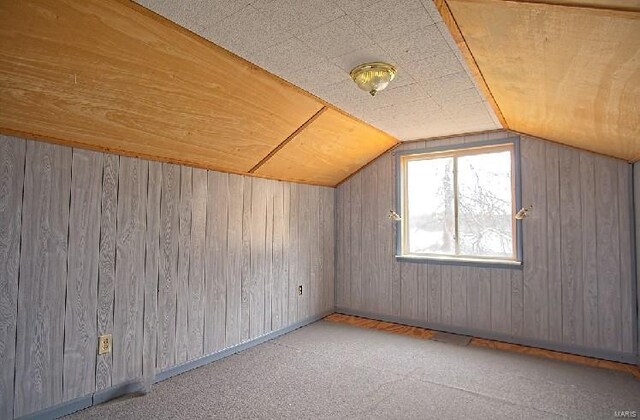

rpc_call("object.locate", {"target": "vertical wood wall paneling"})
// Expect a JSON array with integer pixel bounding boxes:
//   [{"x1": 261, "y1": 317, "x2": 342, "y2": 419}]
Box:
[
  {"x1": 205, "y1": 171, "x2": 228, "y2": 353},
  {"x1": 187, "y1": 168, "x2": 207, "y2": 360},
  {"x1": 0, "y1": 136, "x2": 25, "y2": 419},
  {"x1": 225, "y1": 174, "x2": 243, "y2": 347},
  {"x1": 282, "y1": 183, "x2": 291, "y2": 326},
  {"x1": 96, "y1": 154, "x2": 119, "y2": 390},
  {"x1": 361, "y1": 165, "x2": 378, "y2": 313},
  {"x1": 338, "y1": 181, "x2": 351, "y2": 308},
  {"x1": 296, "y1": 184, "x2": 310, "y2": 320},
  {"x1": 15, "y1": 141, "x2": 72, "y2": 417},
  {"x1": 271, "y1": 183, "x2": 285, "y2": 330},
  {"x1": 63, "y1": 149, "x2": 103, "y2": 401},
  {"x1": 323, "y1": 187, "x2": 336, "y2": 313},
  {"x1": 3, "y1": 135, "x2": 337, "y2": 417},
  {"x1": 241, "y1": 177, "x2": 252, "y2": 342},
  {"x1": 559, "y1": 146, "x2": 583, "y2": 346},
  {"x1": 546, "y1": 143, "x2": 563, "y2": 342},
  {"x1": 143, "y1": 161, "x2": 162, "y2": 385},
  {"x1": 264, "y1": 181, "x2": 274, "y2": 333},
  {"x1": 617, "y1": 163, "x2": 633, "y2": 354},
  {"x1": 580, "y1": 152, "x2": 599, "y2": 348},
  {"x1": 175, "y1": 167, "x2": 192, "y2": 364},
  {"x1": 350, "y1": 173, "x2": 363, "y2": 310},
  {"x1": 335, "y1": 132, "x2": 636, "y2": 360},
  {"x1": 450, "y1": 265, "x2": 467, "y2": 326},
  {"x1": 510, "y1": 269, "x2": 524, "y2": 337},
  {"x1": 113, "y1": 157, "x2": 148, "y2": 384},
  {"x1": 635, "y1": 163, "x2": 640, "y2": 360},
  {"x1": 157, "y1": 163, "x2": 180, "y2": 370},
  {"x1": 287, "y1": 183, "x2": 299, "y2": 323},
  {"x1": 308, "y1": 185, "x2": 321, "y2": 317},
  {"x1": 250, "y1": 178, "x2": 267, "y2": 338},
  {"x1": 521, "y1": 137, "x2": 549, "y2": 340},
  {"x1": 595, "y1": 158, "x2": 622, "y2": 352},
  {"x1": 491, "y1": 268, "x2": 511, "y2": 334}
]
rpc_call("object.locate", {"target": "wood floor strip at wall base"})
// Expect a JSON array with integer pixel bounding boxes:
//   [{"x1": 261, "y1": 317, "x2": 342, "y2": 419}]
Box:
[{"x1": 328, "y1": 311, "x2": 640, "y2": 378}]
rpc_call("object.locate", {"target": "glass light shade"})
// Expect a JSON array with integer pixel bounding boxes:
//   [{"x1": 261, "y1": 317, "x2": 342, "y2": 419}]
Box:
[{"x1": 350, "y1": 62, "x2": 397, "y2": 96}]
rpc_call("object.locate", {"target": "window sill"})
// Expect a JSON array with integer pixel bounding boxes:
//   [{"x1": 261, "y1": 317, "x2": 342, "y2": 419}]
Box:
[{"x1": 395, "y1": 255, "x2": 523, "y2": 269}]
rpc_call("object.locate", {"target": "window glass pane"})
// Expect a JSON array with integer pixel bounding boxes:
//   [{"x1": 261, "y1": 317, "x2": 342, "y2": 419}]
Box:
[
  {"x1": 457, "y1": 150, "x2": 513, "y2": 257},
  {"x1": 406, "y1": 157, "x2": 455, "y2": 254}
]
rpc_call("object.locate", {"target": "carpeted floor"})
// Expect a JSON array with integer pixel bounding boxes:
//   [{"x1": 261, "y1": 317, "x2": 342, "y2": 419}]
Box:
[{"x1": 69, "y1": 320, "x2": 640, "y2": 419}]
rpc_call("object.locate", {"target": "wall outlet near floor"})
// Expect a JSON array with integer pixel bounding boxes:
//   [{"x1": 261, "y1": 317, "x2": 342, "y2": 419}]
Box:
[
  {"x1": 98, "y1": 334, "x2": 112, "y2": 355},
  {"x1": 298, "y1": 285, "x2": 303, "y2": 296}
]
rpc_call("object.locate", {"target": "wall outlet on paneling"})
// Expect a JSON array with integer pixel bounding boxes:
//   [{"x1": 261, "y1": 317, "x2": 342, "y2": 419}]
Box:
[
  {"x1": 298, "y1": 285, "x2": 303, "y2": 296},
  {"x1": 98, "y1": 334, "x2": 112, "y2": 355}
]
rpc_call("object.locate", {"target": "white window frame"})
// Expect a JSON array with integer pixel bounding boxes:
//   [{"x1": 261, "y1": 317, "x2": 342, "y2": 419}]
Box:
[{"x1": 396, "y1": 139, "x2": 523, "y2": 267}]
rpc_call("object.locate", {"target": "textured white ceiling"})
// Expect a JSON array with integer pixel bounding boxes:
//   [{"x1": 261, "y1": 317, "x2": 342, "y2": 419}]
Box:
[{"x1": 136, "y1": 0, "x2": 501, "y2": 140}]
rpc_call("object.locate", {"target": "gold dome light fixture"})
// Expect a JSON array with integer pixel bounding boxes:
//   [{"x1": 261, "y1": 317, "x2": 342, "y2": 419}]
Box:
[{"x1": 350, "y1": 62, "x2": 397, "y2": 96}]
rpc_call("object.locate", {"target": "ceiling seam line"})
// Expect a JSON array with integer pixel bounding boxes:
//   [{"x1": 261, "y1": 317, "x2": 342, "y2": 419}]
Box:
[
  {"x1": 438, "y1": 0, "x2": 510, "y2": 129},
  {"x1": 248, "y1": 106, "x2": 328, "y2": 174}
]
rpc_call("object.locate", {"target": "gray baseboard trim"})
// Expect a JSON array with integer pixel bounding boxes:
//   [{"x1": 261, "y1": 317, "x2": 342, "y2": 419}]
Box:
[
  {"x1": 155, "y1": 311, "x2": 332, "y2": 383},
  {"x1": 92, "y1": 380, "x2": 147, "y2": 405},
  {"x1": 335, "y1": 307, "x2": 638, "y2": 365},
  {"x1": 17, "y1": 396, "x2": 93, "y2": 420},
  {"x1": 17, "y1": 312, "x2": 330, "y2": 420}
]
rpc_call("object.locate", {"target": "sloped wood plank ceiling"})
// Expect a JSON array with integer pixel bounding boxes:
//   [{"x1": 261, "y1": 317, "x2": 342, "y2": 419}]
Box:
[
  {"x1": 441, "y1": 0, "x2": 640, "y2": 161},
  {"x1": 0, "y1": 0, "x2": 397, "y2": 187}
]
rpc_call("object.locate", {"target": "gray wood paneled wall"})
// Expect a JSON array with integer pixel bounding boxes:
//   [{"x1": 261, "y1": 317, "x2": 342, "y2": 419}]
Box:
[
  {"x1": 635, "y1": 163, "x2": 640, "y2": 364},
  {"x1": 0, "y1": 135, "x2": 334, "y2": 419},
  {"x1": 336, "y1": 131, "x2": 637, "y2": 360}
]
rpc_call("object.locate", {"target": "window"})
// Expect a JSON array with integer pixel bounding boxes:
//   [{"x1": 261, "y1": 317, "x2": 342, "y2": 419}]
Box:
[{"x1": 399, "y1": 142, "x2": 520, "y2": 264}]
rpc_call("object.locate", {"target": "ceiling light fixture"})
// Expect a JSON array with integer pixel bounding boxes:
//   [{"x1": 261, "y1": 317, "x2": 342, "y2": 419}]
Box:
[{"x1": 350, "y1": 62, "x2": 397, "y2": 96}]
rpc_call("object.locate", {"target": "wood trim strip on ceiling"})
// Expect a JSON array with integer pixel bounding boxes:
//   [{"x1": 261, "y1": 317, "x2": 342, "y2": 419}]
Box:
[
  {"x1": 434, "y1": 0, "x2": 509, "y2": 128},
  {"x1": 494, "y1": 0, "x2": 640, "y2": 13},
  {"x1": 248, "y1": 106, "x2": 328, "y2": 174}
]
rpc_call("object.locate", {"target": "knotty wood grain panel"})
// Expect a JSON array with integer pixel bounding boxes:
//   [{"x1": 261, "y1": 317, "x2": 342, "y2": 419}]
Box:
[
  {"x1": 0, "y1": 135, "x2": 25, "y2": 420},
  {"x1": 446, "y1": 0, "x2": 640, "y2": 161},
  {"x1": 255, "y1": 109, "x2": 397, "y2": 187},
  {"x1": 157, "y1": 163, "x2": 179, "y2": 370},
  {"x1": 0, "y1": 0, "x2": 323, "y2": 175},
  {"x1": 15, "y1": 141, "x2": 71, "y2": 417},
  {"x1": 187, "y1": 168, "x2": 207, "y2": 360},
  {"x1": 63, "y1": 149, "x2": 103, "y2": 401},
  {"x1": 250, "y1": 177, "x2": 267, "y2": 337},
  {"x1": 225, "y1": 174, "x2": 243, "y2": 347},
  {"x1": 113, "y1": 157, "x2": 147, "y2": 384},
  {"x1": 143, "y1": 161, "x2": 162, "y2": 386},
  {"x1": 175, "y1": 167, "x2": 192, "y2": 364},
  {"x1": 96, "y1": 154, "x2": 119, "y2": 391},
  {"x1": 205, "y1": 171, "x2": 228, "y2": 353}
]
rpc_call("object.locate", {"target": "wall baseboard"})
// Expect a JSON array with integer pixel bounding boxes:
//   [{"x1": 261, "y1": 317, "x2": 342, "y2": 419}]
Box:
[
  {"x1": 155, "y1": 311, "x2": 333, "y2": 382},
  {"x1": 335, "y1": 307, "x2": 638, "y2": 365},
  {"x1": 17, "y1": 312, "x2": 331, "y2": 420}
]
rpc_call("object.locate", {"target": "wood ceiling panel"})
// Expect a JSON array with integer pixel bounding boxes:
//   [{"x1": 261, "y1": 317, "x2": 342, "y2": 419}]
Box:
[
  {"x1": 254, "y1": 109, "x2": 398, "y2": 187},
  {"x1": 446, "y1": 0, "x2": 640, "y2": 161},
  {"x1": 0, "y1": 0, "x2": 323, "y2": 175}
]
